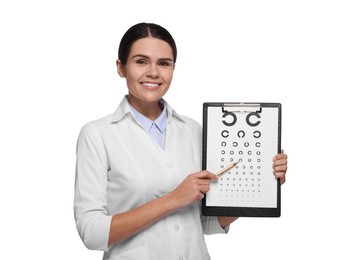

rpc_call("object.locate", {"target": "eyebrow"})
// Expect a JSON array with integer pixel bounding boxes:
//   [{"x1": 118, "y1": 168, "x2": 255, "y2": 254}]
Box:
[{"x1": 131, "y1": 54, "x2": 173, "y2": 62}]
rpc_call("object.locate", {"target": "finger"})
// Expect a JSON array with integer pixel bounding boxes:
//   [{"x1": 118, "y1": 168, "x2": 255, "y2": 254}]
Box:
[
  {"x1": 207, "y1": 173, "x2": 218, "y2": 181},
  {"x1": 273, "y1": 152, "x2": 288, "y2": 161},
  {"x1": 199, "y1": 184, "x2": 211, "y2": 194},
  {"x1": 274, "y1": 171, "x2": 286, "y2": 185},
  {"x1": 273, "y1": 158, "x2": 288, "y2": 167},
  {"x1": 195, "y1": 171, "x2": 218, "y2": 181},
  {"x1": 274, "y1": 170, "x2": 285, "y2": 178},
  {"x1": 195, "y1": 190, "x2": 206, "y2": 199},
  {"x1": 273, "y1": 164, "x2": 287, "y2": 173},
  {"x1": 196, "y1": 178, "x2": 211, "y2": 186},
  {"x1": 279, "y1": 176, "x2": 286, "y2": 185}
]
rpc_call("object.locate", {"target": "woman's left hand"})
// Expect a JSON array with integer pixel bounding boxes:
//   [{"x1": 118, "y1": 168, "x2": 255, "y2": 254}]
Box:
[{"x1": 272, "y1": 149, "x2": 288, "y2": 185}]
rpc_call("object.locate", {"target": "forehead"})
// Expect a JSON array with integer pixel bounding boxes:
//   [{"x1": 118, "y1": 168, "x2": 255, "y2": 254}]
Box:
[{"x1": 129, "y1": 37, "x2": 173, "y2": 59}]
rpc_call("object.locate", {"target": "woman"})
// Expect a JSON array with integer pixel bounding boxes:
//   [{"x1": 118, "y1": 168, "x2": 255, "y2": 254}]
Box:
[{"x1": 74, "y1": 22, "x2": 288, "y2": 259}]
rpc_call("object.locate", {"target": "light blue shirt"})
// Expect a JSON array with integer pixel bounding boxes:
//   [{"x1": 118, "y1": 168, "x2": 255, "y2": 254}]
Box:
[{"x1": 128, "y1": 100, "x2": 167, "y2": 150}]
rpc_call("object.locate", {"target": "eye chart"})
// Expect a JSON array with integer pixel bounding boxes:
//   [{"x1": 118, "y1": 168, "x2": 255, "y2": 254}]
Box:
[{"x1": 202, "y1": 103, "x2": 281, "y2": 217}]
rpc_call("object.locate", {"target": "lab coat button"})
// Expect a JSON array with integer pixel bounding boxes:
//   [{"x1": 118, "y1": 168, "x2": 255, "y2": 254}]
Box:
[{"x1": 167, "y1": 162, "x2": 173, "y2": 168}]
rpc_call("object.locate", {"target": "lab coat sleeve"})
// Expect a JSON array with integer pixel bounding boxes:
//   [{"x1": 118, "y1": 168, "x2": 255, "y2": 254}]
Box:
[
  {"x1": 73, "y1": 123, "x2": 112, "y2": 251},
  {"x1": 201, "y1": 215, "x2": 230, "y2": 235}
]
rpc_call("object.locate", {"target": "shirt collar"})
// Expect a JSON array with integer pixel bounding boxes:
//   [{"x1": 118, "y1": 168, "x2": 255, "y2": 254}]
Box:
[
  {"x1": 111, "y1": 95, "x2": 185, "y2": 124},
  {"x1": 129, "y1": 101, "x2": 167, "y2": 133}
]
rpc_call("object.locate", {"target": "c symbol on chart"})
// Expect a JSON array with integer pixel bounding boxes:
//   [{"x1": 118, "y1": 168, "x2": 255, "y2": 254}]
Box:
[
  {"x1": 237, "y1": 130, "x2": 245, "y2": 138},
  {"x1": 222, "y1": 112, "x2": 237, "y2": 126},
  {"x1": 246, "y1": 112, "x2": 261, "y2": 127}
]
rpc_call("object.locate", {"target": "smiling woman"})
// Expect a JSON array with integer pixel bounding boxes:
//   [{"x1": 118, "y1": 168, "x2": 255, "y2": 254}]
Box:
[
  {"x1": 73, "y1": 22, "x2": 288, "y2": 260},
  {"x1": 116, "y1": 37, "x2": 174, "y2": 120}
]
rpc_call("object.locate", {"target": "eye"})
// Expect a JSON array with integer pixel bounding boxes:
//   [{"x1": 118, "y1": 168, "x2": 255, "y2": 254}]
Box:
[
  {"x1": 135, "y1": 59, "x2": 147, "y2": 65},
  {"x1": 158, "y1": 61, "x2": 171, "y2": 67}
]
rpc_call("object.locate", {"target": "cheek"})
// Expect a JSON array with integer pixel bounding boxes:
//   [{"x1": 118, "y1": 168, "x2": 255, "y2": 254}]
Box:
[
  {"x1": 126, "y1": 71, "x2": 141, "y2": 84},
  {"x1": 164, "y1": 71, "x2": 174, "y2": 84},
  {"x1": 125, "y1": 77, "x2": 140, "y2": 93}
]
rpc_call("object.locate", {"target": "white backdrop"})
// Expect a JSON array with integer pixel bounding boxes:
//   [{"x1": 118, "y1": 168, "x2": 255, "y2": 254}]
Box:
[{"x1": 1, "y1": 1, "x2": 359, "y2": 259}]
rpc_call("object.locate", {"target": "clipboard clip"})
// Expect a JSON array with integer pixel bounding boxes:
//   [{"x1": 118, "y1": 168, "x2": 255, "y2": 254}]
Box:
[{"x1": 222, "y1": 103, "x2": 262, "y2": 113}]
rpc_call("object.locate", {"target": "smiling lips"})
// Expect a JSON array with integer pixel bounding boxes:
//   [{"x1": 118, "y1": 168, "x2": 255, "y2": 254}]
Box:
[{"x1": 141, "y1": 82, "x2": 161, "y2": 89}]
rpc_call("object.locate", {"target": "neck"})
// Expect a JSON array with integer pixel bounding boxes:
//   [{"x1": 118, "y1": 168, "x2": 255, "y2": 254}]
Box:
[{"x1": 128, "y1": 97, "x2": 163, "y2": 121}]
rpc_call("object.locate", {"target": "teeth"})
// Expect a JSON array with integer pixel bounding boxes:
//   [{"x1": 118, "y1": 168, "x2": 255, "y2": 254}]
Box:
[{"x1": 143, "y1": 82, "x2": 159, "y2": 88}]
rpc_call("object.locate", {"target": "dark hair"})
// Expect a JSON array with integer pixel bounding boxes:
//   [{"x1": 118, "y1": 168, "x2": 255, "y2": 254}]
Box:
[{"x1": 118, "y1": 22, "x2": 177, "y2": 66}]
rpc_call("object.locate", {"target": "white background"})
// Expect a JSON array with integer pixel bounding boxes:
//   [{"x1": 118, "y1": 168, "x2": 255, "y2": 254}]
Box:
[{"x1": 1, "y1": 1, "x2": 359, "y2": 259}]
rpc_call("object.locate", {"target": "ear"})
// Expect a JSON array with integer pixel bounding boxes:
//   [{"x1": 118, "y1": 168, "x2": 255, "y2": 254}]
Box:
[{"x1": 116, "y1": 59, "x2": 126, "y2": 78}]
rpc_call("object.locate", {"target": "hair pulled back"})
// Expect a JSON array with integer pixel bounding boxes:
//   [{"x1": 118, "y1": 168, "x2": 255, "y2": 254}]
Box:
[{"x1": 118, "y1": 23, "x2": 177, "y2": 66}]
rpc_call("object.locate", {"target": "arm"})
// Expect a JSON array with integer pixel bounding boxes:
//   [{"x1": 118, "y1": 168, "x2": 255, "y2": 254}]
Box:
[
  {"x1": 75, "y1": 124, "x2": 219, "y2": 249},
  {"x1": 108, "y1": 192, "x2": 177, "y2": 245},
  {"x1": 217, "y1": 217, "x2": 239, "y2": 228},
  {"x1": 108, "y1": 170, "x2": 218, "y2": 246}
]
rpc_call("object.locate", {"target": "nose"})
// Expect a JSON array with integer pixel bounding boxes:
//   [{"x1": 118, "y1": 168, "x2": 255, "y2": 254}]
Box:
[{"x1": 146, "y1": 64, "x2": 159, "y2": 78}]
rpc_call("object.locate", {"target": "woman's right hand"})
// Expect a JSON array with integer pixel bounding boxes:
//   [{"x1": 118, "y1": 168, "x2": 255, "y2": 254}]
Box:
[{"x1": 168, "y1": 170, "x2": 218, "y2": 209}]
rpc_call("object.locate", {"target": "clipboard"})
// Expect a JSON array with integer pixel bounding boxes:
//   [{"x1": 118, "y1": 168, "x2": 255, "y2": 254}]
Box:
[{"x1": 202, "y1": 102, "x2": 282, "y2": 217}]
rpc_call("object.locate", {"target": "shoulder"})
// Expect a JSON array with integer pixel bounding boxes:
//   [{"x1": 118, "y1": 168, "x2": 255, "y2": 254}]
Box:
[
  {"x1": 164, "y1": 99, "x2": 201, "y2": 131},
  {"x1": 175, "y1": 113, "x2": 201, "y2": 130},
  {"x1": 78, "y1": 113, "x2": 113, "y2": 139},
  {"x1": 79, "y1": 96, "x2": 131, "y2": 136},
  {"x1": 171, "y1": 112, "x2": 202, "y2": 143}
]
